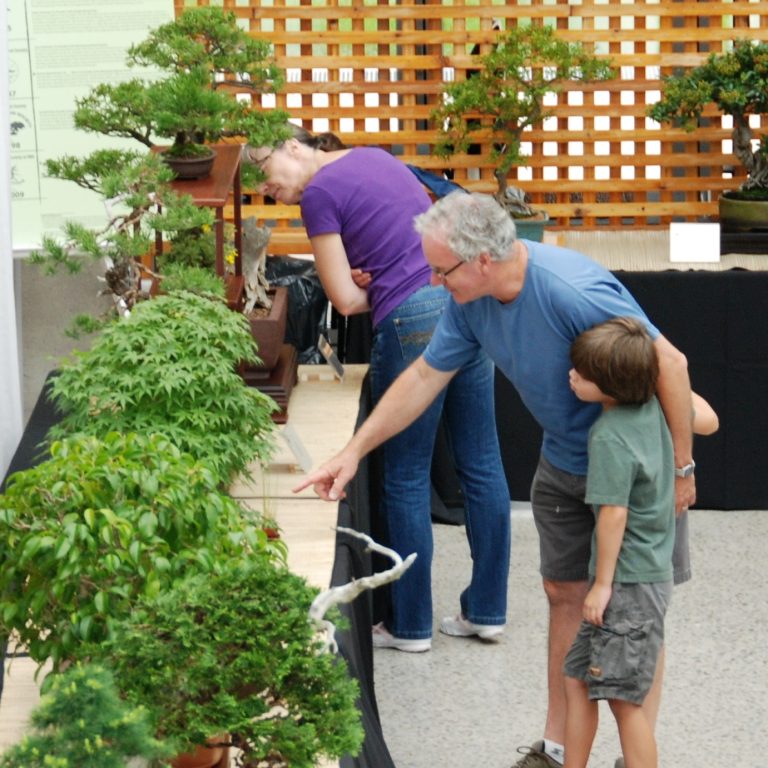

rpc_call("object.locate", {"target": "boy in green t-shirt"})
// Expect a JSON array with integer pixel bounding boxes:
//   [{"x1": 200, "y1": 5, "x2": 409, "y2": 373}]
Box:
[{"x1": 563, "y1": 317, "x2": 694, "y2": 768}]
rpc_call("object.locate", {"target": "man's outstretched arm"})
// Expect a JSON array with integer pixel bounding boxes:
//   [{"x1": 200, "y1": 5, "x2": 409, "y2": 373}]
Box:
[{"x1": 293, "y1": 356, "x2": 455, "y2": 501}]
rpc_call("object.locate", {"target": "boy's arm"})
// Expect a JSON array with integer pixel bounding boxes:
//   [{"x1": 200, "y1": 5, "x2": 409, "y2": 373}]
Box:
[
  {"x1": 692, "y1": 391, "x2": 719, "y2": 436},
  {"x1": 583, "y1": 504, "x2": 628, "y2": 626}
]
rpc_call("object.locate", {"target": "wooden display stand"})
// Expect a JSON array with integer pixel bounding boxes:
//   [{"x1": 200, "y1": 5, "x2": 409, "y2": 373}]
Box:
[
  {"x1": 152, "y1": 144, "x2": 245, "y2": 309},
  {"x1": 154, "y1": 144, "x2": 299, "y2": 419}
]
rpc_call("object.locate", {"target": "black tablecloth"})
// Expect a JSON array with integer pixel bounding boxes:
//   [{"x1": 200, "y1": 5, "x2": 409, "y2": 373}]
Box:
[{"x1": 339, "y1": 269, "x2": 768, "y2": 510}]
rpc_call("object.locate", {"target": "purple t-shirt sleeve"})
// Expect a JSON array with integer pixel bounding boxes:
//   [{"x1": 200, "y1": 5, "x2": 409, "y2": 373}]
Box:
[{"x1": 299, "y1": 148, "x2": 432, "y2": 328}]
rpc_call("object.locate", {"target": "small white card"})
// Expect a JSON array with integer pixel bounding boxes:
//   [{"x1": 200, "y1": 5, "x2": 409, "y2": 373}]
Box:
[{"x1": 669, "y1": 222, "x2": 721, "y2": 263}]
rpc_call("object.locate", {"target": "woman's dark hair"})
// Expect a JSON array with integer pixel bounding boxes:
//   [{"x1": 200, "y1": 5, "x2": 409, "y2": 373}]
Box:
[
  {"x1": 289, "y1": 124, "x2": 348, "y2": 151},
  {"x1": 570, "y1": 316, "x2": 658, "y2": 404}
]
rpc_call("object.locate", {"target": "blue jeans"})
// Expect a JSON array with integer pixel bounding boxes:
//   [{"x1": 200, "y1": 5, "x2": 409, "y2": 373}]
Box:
[{"x1": 370, "y1": 284, "x2": 511, "y2": 639}]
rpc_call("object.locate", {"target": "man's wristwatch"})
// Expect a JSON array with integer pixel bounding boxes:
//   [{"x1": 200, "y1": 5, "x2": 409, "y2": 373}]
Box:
[{"x1": 675, "y1": 461, "x2": 696, "y2": 478}]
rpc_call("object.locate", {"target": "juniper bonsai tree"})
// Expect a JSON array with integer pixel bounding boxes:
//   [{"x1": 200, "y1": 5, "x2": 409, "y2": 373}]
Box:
[
  {"x1": 90, "y1": 560, "x2": 364, "y2": 767},
  {"x1": 432, "y1": 25, "x2": 614, "y2": 214},
  {"x1": 648, "y1": 38, "x2": 768, "y2": 198},
  {"x1": 73, "y1": 6, "x2": 290, "y2": 166}
]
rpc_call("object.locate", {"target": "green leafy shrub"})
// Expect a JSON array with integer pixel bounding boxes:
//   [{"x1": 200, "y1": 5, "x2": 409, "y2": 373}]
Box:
[
  {"x1": 48, "y1": 291, "x2": 276, "y2": 484},
  {"x1": 648, "y1": 39, "x2": 768, "y2": 195},
  {"x1": 159, "y1": 264, "x2": 226, "y2": 298},
  {"x1": 0, "y1": 663, "x2": 167, "y2": 768},
  {"x1": 93, "y1": 560, "x2": 364, "y2": 767},
  {"x1": 0, "y1": 431, "x2": 276, "y2": 669}
]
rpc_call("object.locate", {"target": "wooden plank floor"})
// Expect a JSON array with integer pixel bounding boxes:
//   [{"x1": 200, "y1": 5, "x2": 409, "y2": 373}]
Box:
[{"x1": 0, "y1": 364, "x2": 367, "y2": 765}]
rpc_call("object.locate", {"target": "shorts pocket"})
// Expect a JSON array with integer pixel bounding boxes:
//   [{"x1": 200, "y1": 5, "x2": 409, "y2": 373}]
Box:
[{"x1": 586, "y1": 616, "x2": 653, "y2": 685}]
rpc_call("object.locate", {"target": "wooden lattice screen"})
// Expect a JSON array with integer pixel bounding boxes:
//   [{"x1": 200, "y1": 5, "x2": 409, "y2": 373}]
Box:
[{"x1": 179, "y1": 0, "x2": 768, "y2": 245}]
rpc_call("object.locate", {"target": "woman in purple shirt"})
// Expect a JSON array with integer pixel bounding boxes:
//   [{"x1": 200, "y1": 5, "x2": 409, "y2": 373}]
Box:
[{"x1": 246, "y1": 126, "x2": 510, "y2": 652}]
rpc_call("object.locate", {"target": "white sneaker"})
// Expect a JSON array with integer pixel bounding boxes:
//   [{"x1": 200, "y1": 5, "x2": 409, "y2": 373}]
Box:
[
  {"x1": 371, "y1": 622, "x2": 432, "y2": 653},
  {"x1": 439, "y1": 614, "x2": 504, "y2": 642}
]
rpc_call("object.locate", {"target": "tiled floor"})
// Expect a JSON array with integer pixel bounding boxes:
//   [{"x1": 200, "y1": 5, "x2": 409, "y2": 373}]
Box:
[{"x1": 374, "y1": 505, "x2": 768, "y2": 768}]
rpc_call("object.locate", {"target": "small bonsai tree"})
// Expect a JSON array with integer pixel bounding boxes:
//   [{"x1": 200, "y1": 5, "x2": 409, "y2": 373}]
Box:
[
  {"x1": 91, "y1": 560, "x2": 364, "y2": 767},
  {"x1": 31, "y1": 150, "x2": 218, "y2": 331},
  {"x1": 648, "y1": 38, "x2": 768, "y2": 198},
  {"x1": 73, "y1": 6, "x2": 289, "y2": 165},
  {"x1": 432, "y1": 25, "x2": 614, "y2": 214},
  {"x1": 0, "y1": 431, "x2": 279, "y2": 671},
  {"x1": 0, "y1": 663, "x2": 167, "y2": 768},
  {"x1": 47, "y1": 291, "x2": 277, "y2": 485}
]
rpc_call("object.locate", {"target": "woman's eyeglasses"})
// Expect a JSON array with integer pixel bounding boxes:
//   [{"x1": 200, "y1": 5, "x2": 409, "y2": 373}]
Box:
[{"x1": 251, "y1": 149, "x2": 274, "y2": 170}]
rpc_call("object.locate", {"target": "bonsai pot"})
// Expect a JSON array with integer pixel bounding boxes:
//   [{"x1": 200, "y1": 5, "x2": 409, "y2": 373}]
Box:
[
  {"x1": 719, "y1": 191, "x2": 768, "y2": 231},
  {"x1": 160, "y1": 147, "x2": 217, "y2": 180},
  {"x1": 169, "y1": 735, "x2": 229, "y2": 768},
  {"x1": 245, "y1": 285, "x2": 289, "y2": 371},
  {"x1": 513, "y1": 212, "x2": 551, "y2": 243}
]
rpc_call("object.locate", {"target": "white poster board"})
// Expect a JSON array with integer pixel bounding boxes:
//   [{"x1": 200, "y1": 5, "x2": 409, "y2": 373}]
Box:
[
  {"x1": 669, "y1": 222, "x2": 721, "y2": 264},
  {"x1": 8, "y1": 0, "x2": 174, "y2": 251}
]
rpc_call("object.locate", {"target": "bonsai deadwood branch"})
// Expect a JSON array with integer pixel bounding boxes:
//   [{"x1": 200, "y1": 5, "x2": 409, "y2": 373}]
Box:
[{"x1": 309, "y1": 527, "x2": 417, "y2": 654}]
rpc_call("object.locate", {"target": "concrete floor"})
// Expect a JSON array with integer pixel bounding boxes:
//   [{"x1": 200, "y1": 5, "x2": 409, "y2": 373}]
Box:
[{"x1": 374, "y1": 505, "x2": 768, "y2": 768}]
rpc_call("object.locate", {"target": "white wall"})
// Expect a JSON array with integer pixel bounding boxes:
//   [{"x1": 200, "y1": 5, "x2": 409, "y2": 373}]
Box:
[{"x1": 1, "y1": 1, "x2": 24, "y2": 478}]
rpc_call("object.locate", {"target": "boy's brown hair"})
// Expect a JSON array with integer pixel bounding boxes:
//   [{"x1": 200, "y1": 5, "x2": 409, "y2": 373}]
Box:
[{"x1": 570, "y1": 317, "x2": 659, "y2": 405}]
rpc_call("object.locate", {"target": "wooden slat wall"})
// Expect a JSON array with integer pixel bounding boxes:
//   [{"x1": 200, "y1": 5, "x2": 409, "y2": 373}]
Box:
[{"x1": 179, "y1": 0, "x2": 768, "y2": 242}]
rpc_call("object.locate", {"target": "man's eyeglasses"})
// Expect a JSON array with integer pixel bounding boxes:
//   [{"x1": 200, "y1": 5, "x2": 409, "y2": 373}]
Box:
[{"x1": 431, "y1": 261, "x2": 465, "y2": 281}]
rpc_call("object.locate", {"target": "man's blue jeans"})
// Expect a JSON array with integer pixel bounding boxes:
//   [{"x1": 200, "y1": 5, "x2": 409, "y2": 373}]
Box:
[{"x1": 369, "y1": 284, "x2": 511, "y2": 639}]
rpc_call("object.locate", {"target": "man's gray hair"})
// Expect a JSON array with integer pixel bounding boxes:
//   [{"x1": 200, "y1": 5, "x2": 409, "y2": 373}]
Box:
[{"x1": 413, "y1": 191, "x2": 517, "y2": 262}]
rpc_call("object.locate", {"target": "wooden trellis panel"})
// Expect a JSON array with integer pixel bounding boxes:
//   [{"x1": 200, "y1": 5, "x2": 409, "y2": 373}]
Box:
[{"x1": 179, "y1": 0, "x2": 768, "y2": 238}]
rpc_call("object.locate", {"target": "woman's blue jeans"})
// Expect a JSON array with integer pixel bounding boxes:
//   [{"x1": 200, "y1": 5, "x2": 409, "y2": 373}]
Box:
[{"x1": 369, "y1": 284, "x2": 511, "y2": 639}]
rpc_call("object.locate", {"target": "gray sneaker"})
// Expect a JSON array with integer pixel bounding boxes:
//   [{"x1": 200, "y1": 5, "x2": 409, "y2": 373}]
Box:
[
  {"x1": 439, "y1": 614, "x2": 504, "y2": 642},
  {"x1": 511, "y1": 740, "x2": 562, "y2": 768},
  {"x1": 614, "y1": 759, "x2": 625, "y2": 768}
]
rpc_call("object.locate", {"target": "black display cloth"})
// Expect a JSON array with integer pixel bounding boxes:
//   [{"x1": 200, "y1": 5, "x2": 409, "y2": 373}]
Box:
[{"x1": 339, "y1": 269, "x2": 768, "y2": 510}]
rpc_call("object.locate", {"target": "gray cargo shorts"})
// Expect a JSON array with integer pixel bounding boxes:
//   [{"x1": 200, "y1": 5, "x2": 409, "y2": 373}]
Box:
[
  {"x1": 563, "y1": 580, "x2": 673, "y2": 705},
  {"x1": 530, "y1": 454, "x2": 691, "y2": 584}
]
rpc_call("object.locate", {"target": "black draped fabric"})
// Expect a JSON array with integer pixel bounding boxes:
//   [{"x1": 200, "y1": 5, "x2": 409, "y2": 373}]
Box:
[
  {"x1": 1, "y1": 371, "x2": 63, "y2": 702},
  {"x1": 339, "y1": 269, "x2": 768, "y2": 510}
]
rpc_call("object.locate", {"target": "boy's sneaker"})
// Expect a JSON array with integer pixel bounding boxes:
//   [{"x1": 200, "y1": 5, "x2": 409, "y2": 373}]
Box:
[
  {"x1": 371, "y1": 622, "x2": 431, "y2": 653},
  {"x1": 439, "y1": 614, "x2": 504, "y2": 642},
  {"x1": 510, "y1": 741, "x2": 562, "y2": 768}
]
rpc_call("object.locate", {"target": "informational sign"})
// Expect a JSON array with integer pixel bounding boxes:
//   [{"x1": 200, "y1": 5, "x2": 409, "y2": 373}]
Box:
[
  {"x1": 669, "y1": 222, "x2": 721, "y2": 264},
  {"x1": 8, "y1": 0, "x2": 174, "y2": 250}
]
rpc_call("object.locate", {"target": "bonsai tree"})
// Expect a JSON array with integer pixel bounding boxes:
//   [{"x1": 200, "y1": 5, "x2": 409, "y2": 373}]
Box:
[
  {"x1": 648, "y1": 38, "x2": 768, "y2": 198},
  {"x1": 89, "y1": 559, "x2": 364, "y2": 767},
  {"x1": 47, "y1": 291, "x2": 277, "y2": 485},
  {"x1": 0, "y1": 663, "x2": 167, "y2": 768},
  {"x1": 73, "y1": 6, "x2": 289, "y2": 168},
  {"x1": 0, "y1": 431, "x2": 279, "y2": 671},
  {"x1": 432, "y1": 25, "x2": 614, "y2": 214},
  {"x1": 31, "y1": 150, "x2": 219, "y2": 331}
]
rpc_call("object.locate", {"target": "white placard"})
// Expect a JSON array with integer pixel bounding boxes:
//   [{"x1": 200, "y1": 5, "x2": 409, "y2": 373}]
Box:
[{"x1": 669, "y1": 222, "x2": 721, "y2": 263}]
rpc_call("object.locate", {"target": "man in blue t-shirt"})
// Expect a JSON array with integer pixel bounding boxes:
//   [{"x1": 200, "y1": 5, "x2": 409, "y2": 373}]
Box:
[{"x1": 295, "y1": 192, "x2": 696, "y2": 768}]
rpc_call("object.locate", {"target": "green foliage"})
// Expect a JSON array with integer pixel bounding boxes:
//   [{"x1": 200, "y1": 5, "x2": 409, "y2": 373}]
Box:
[
  {"x1": 92, "y1": 560, "x2": 363, "y2": 766},
  {"x1": 32, "y1": 152, "x2": 216, "y2": 323},
  {"x1": 433, "y1": 25, "x2": 614, "y2": 199},
  {"x1": 159, "y1": 264, "x2": 225, "y2": 298},
  {"x1": 0, "y1": 663, "x2": 167, "y2": 768},
  {"x1": 73, "y1": 6, "x2": 287, "y2": 155},
  {"x1": 48, "y1": 291, "x2": 277, "y2": 484},
  {"x1": 0, "y1": 431, "x2": 274, "y2": 670},
  {"x1": 648, "y1": 39, "x2": 768, "y2": 192}
]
